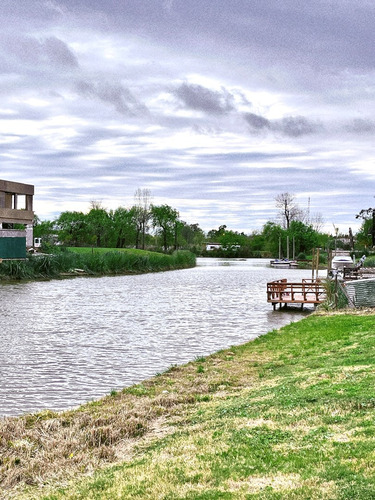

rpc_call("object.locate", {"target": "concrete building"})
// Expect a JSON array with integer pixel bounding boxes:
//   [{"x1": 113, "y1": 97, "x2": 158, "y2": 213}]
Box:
[{"x1": 0, "y1": 179, "x2": 34, "y2": 259}]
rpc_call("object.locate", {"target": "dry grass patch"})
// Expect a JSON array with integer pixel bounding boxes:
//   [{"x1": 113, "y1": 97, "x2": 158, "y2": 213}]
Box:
[
  {"x1": 0, "y1": 385, "x2": 199, "y2": 496},
  {"x1": 315, "y1": 308, "x2": 375, "y2": 317},
  {"x1": 242, "y1": 418, "x2": 277, "y2": 429},
  {"x1": 227, "y1": 472, "x2": 303, "y2": 493}
]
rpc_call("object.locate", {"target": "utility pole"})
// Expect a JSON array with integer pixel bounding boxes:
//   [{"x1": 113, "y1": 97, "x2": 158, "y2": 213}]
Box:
[
  {"x1": 334, "y1": 226, "x2": 338, "y2": 254},
  {"x1": 307, "y1": 197, "x2": 310, "y2": 224}
]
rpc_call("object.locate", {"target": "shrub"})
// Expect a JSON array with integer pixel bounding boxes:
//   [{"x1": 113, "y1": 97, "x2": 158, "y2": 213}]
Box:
[{"x1": 363, "y1": 255, "x2": 375, "y2": 267}]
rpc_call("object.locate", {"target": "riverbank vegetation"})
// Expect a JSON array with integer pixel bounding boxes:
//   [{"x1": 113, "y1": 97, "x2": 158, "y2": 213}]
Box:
[
  {"x1": 0, "y1": 248, "x2": 196, "y2": 281},
  {"x1": 1, "y1": 311, "x2": 374, "y2": 499}
]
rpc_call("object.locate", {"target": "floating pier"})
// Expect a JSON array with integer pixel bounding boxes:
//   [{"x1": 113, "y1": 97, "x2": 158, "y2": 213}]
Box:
[{"x1": 267, "y1": 279, "x2": 326, "y2": 310}]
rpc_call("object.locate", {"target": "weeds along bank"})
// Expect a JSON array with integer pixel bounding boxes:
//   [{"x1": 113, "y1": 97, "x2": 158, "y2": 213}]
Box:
[
  {"x1": 0, "y1": 248, "x2": 196, "y2": 281},
  {"x1": 1, "y1": 311, "x2": 374, "y2": 499}
]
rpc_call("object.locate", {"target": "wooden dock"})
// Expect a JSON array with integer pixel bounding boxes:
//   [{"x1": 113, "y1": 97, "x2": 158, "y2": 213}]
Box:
[
  {"x1": 343, "y1": 267, "x2": 375, "y2": 281},
  {"x1": 267, "y1": 279, "x2": 326, "y2": 310}
]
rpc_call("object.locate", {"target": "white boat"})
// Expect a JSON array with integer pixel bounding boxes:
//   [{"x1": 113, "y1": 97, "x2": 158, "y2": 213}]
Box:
[{"x1": 331, "y1": 254, "x2": 354, "y2": 270}]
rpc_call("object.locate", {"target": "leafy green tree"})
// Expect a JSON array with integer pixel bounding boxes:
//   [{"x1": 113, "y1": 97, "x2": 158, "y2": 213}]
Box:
[
  {"x1": 356, "y1": 207, "x2": 375, "y2": 248},
  {"x1": 151, "y1": 204, "x2": 180, "y2": 252},
  {"x1": 261, "y1": 221, "x2": 284, "y2": 257},
  {"x1": 287, "y1": 220, "x2": 319, "y2": 255},
  {"x1": 110, "y1": 206, "x2": 138, "y2": 248},
  {"x1": 33, "y1": 215, "x2": 55, "y2": 240},
  {"x1": 248, "y1": 230, "x2": 266, "y2": 255},
  {"x1": 179, "y1": 222, "x2": 205, "y2": 249},
  {"x1": 219, "y1": 230, "x2": 248, "y2": 253},
  {"x1": 86, "y1": 205, "x2": 111, "y2": 247},
  {"x1": 55, "y1": 211, "x2": 87, "y2": 246},
  {"x1": 207, "y1": 225, "x2": 227, "y2": 241},
  {"x1": 356, "y1": 218, "x2": 374, "y2": 249},
  {"x1": 32, "y1": 215, "x2": 57, "y2": 250}
]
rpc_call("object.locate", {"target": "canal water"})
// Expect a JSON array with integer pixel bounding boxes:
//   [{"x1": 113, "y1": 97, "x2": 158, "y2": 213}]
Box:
[{"x1": 0, "y1": 258, "x2": 318, "y2": 416}]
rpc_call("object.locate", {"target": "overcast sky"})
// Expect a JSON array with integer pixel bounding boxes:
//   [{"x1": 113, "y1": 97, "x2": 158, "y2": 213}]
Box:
[{"x1": 1, "y1": 0, "x2": 375, "y2": 234}]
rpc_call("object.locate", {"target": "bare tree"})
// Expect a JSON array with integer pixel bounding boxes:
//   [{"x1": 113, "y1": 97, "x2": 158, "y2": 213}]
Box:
[
  {"x1": 89, "y1": 200, "x2": 104, "y2": 210},
  {"x1": 310, "y1": 212, "x2": 324, "y2": 232},
  {"x1": 275, "y1": 192, "x2": 303, "y2": 229},
  {"x1": 134, "y1": 188, "x2": 152, "y2": 249}
]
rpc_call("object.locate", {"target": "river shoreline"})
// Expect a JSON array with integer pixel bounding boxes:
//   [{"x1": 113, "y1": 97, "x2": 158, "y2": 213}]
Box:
[
  {"x1": 0, "y1": 248, "x2": 196, "y2": 282},
  {"x1": 1, "y1": 310, "x2": 374, "y2": 499}
]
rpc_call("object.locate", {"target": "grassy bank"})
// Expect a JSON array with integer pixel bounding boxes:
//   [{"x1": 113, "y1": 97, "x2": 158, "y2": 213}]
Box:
[
  {"x1": 0, "y1": 248, "x2": 196, "y2": 281},
  {"x1": 1, "y1": 311, "x2": 374, "y2": 499}
]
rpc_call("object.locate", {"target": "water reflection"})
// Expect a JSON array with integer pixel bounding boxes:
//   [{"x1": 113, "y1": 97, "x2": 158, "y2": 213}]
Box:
[{"x1": 0, "y1": 258, "x2": 315, "y2": 416}]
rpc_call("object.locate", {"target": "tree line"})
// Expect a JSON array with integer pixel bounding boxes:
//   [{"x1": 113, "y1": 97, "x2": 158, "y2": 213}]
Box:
[
  {"x1": 34, "y1": 189, "x2": 206, "y2": 254},
  {"x1": 33, "y1": 190, "x2": 374, "y2": 256}
]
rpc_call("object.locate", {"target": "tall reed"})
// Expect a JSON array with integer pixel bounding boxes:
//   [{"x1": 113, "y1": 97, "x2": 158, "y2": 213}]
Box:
[{"x1": 0, "y1": 250, "x2": 196, "y2": 281}]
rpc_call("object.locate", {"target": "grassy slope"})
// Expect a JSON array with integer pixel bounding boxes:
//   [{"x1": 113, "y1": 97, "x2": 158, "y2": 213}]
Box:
[
  {"x1": 2, "y1": 311, "x2": 375, "y2": 500},
  {"x1": 67, "y1": 247, "x2": 159, "y2": 256}
]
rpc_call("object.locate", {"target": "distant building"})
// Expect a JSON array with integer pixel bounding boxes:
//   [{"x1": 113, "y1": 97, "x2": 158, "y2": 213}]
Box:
[
  {"x1": 0, "y1": 179, "x2": 34, "y2": 259},
  {"x1": 205, "y1": 242, "x2": 222, "y2": 251}
]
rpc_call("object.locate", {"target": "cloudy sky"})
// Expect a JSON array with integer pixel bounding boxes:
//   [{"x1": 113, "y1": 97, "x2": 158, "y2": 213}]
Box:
[{"x1": 1, "y1": 0, "x2": 375, "y2": 234}]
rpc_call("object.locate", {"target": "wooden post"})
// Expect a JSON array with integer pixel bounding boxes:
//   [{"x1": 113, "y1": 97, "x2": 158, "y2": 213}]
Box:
[
  {"x1": 327, "y1": 249, "x2": 332, "y2": 276},
  {"x1": 312, "y1": 248, "x2": 315, "y2": 280},
  {"x1": 334, "y1": 273, "x2": 338, "y2": 309},
  {"x1": 293, "y1": 237, "x2": 295, "y2": 260}
]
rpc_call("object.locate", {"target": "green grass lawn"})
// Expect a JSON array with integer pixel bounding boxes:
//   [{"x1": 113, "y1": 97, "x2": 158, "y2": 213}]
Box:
[{"x1": 2, "y1": 311, "x2": 374, "y2": 499}]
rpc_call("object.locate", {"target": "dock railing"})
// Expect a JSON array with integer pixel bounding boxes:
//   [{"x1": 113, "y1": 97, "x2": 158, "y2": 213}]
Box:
[
  {"x1": 267, "y1": 278, "x2": 326, "y2": 309},
  {"x1": 343, "y1": 267, "x2": 375, "y2": 280}
]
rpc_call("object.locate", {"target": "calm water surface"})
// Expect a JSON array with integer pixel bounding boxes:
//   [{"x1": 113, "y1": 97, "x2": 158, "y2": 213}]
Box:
[{"x1": 0, "y1": 258, "x2": 317, "y2": 416}]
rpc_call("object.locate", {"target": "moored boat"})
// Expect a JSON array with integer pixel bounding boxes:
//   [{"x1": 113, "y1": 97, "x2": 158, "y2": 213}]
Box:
[
  {"x1": 331, "y1": 254, "x2": 354, "y2": 270},
  {"x1": 270, "y1": 258, "x2": 298, "y2": 269}
]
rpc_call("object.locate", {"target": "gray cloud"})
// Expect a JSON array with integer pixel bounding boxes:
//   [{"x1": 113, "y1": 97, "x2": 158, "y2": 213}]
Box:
[
  {"x1": 1, "y1": 34, "x2": 78, "y2": 69},
  {"x1": 75, "y1": 80, "x2": 148, "y2": 116},
  {"x1": 244, "y1": 113, "x2": 271, "y2": 131},
  {"x1": 345, "y1": 118, "x2": 375, "y2": 134},
  {"x1": 43, "y1": 36, "x2": 79, "y2": 67},
  {"x1": 277, "y1": 116, "x2": 320, "y2": 137},
  {"x1": 244, "y1": 113, "x2": 320, "y2": 137},
  {"x1": 173, "y1": 83, "x2": 235, "y2": 115}
]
